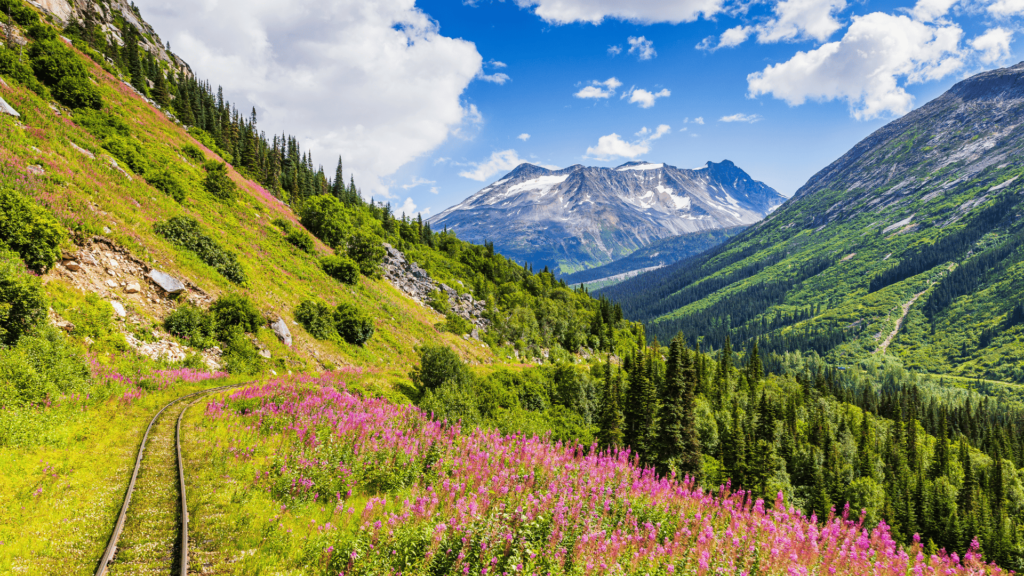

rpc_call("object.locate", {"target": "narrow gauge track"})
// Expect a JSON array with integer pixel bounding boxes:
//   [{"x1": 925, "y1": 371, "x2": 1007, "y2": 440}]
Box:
[{"x1": 94, "y1": 385, "x2": 237, "y2": 576}]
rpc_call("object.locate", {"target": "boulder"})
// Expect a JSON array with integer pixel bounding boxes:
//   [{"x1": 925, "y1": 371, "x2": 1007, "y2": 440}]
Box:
[
  {"x1": 105, "y1": 279, "x2": 117, "y2": 288},
  {"x1": 271, "y1": 318, "x2": 293, "y2": 347},
  {"x1": 0, "y1": 96, "x2": 19, "y2": 118},
  {"x1": 27, "y1": 165, "x2": 44, "y2": 176},
  {"x1": 125, "y1": 282, "x2": 141, "y2": 294},
  {"x1": 147, "y1": 269, "x2": 186, "y2": 294},
  {"x1": 65, "y1": 261, "x2": 81, "y2": 271},
  {"x1": 110, "y1": 301, "x2": 126, "y2": 318}
]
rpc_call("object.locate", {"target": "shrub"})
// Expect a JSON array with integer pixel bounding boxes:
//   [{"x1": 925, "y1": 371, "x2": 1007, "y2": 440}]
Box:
[
  {"x1": 187, "y1": 127, "x2": 233, "y2": 164},
  {"x1": 0, "y1": 253, "x2": 46, "y2": 346},
  {"x1": 333, "y1": 303, "x2": 374, "y2": 346},
  {"x1": 210, "y1": 294, "x2": 262, "y2": 341},
  {"x1": 294, "y1": 299, "x2": 337, "y2": 340},
  {"x1": 410, "y1": 345, "x2": 471, "y2": 390},
  {"x1": 419, "y1": 379, "x2": 480, "y2": 426},
  {"x1": 348, "y1": 232, "x2": 385, "y2": 279},
  {"x1": 203, "y1": 160, "x2": 237, "y2": 201},
  {"x1": 221, "y1": 329, "x2": 262, "y2": 375},
  {"x1": 320, "y1": 255, "x2": 359, "y2": 285},
  {"x1": 28, "y1": 38, "x2": 87, "y2": 85},
  {"x1": 102, "y1": 135, "x2": 148, "y2": 175},
  {"x1": 442, "y1": 313, "x2": 473, "y2": 337},
  {"x1": 60, "y1": 292, "x2": 114, "y2": 339},
  {"x1": 286, "y1": 229, "x2": 315, "y2": 254},
  {"x1": 0, "y1": 0, "x2": 40, "y2": 26},
  {"x1": 300, "y1": 195, "x2": 350, "y2": 249},
  {"x1": 0, "y1": 49, "x2": 47, "y2": 96},
  {"x1": 72, "y1": 108, "x2": 131, "y2": 140},
  {"x1": 147, "y1": 170, "x2": 186, "y2": 203},
  {"x1": 154, "y1": 216, "x2": 247, "y2": 284},
  {"x1": 0, "y1": 188, "x2": 65, "y2": 272},
  {"x1": 163, "y1": 304, "x2": 215, "y2": 348},
  {"x1": 0, "y1": 326, "x2": 90, "y2": 406},
  {"x1": 271, "y1": 218, "x2": 292, "y2": 233},
  {"x1": 181, "y1": 144, "x2": 204, "y2": 163},
  {"x1": 52, "y1": 75, "x2": 101, "y2": 109},
  {"x1": 426, "y1": 289, "x2": 450, "y2": 315}
]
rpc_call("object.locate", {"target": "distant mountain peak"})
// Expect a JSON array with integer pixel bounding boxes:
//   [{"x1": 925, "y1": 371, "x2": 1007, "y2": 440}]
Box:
[{"x1": 430, "y1": 160, "x2": 785, "y2": 275}]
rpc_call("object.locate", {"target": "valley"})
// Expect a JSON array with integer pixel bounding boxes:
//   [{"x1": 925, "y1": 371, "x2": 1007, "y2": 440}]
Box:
[{"x1": 0, "y1": 0, "x2": 1021, "y2": 574}]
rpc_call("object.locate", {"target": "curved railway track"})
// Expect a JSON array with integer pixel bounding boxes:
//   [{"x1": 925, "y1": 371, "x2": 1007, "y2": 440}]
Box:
[{"x1": 94, "y1": 385, "x2": 237, "y2": 576}]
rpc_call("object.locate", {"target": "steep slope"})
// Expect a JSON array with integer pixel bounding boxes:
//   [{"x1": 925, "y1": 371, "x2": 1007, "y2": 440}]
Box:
[
  {"x1": 601, "y1": 62, "x2": 1024, "y2": 383},
  {"x1": 429, "y1": 160, "x2": 784, "y2": 275},
  {"x1": 561, "y1": 226, "x2": 745, "y2": 289}
]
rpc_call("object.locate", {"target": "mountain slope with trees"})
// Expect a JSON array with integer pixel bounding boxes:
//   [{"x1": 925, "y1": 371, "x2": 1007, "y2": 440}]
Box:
[{"x1": 601, "y1": 62, "x2": 1024, "y2": 384}]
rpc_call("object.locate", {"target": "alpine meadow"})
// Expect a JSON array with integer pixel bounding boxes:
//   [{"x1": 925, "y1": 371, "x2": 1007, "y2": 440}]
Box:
[{"x1": 0, "y1": 0, "x2": 1023, "y2": 574}]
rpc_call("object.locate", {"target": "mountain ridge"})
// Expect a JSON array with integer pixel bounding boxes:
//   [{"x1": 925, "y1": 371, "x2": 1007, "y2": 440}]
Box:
[{"x1": 430, "y1": 159, "x2": 784, "y2": 275}]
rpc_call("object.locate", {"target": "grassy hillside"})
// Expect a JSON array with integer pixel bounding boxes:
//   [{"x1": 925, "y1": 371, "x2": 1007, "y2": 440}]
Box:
[{"x1": 600, "y1": 63, "x2": 1024, "y2": 384}]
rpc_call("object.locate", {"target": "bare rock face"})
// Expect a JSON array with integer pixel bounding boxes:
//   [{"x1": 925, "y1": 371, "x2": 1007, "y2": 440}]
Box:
[
  {"x1": 381, "y1": 242, "x2": 490, "y2": 338},
  {"x1": 110, "y1": 301, "x2": 127, "y2": 318},
  {"x1": 147, "y1": 270, "x2": 186, "y2": 294},
  {"x1": 0, "y1": 96, "x2": 20, "y2": 118},
  {"x1": 271, "y1": 318, "x2": 293, "y2": 347}
]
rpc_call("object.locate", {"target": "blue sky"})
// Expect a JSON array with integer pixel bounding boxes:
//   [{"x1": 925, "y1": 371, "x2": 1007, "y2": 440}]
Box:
[{"x1": 139, "y1": 0, "x2": 1021, "y2": 216}]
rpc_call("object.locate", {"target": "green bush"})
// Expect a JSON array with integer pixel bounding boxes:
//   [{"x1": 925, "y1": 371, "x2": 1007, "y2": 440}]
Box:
[
  {"x1": 60, "y1": 292, "x2": 114, "y2": 339},
  {"x1": 181, "y1": 144, "x2": 204, "y2": 163},
  {"x1": 102, "y1": 135, "x2": 148, "y2": 175},
  {"x1": 0, "y1": 253, "x2": 46, "y2": 346},
  {"x1": 0, "y1": 188, "x2": 65, "y2": 272},
  {"x1": 52, "y1": 75, "x2": 101, "y2": 109},
  {"x1": 0, "y1": 0, "x2": 40, "y2": 26},
  {"x1": 221, "y1": 329, "x2": 262, "y2": 375},
  {"x1": 285, "y1": 229, "x2": 315, "y2": 254},
  {"x1": 410, "y1": 345, "x2": 471, "y2": 391},
  {"x1": 271, "y1": 218, "x2": 292, "y2": 233},
  {"x1": 348, "y1": 232, "x2": 385, "y2": 279},
  {"x1": 0, "y1": 326, "x2": 90, "y2": 406},
  {"x1": 72, "y1": 108, "x2": 131, "y2": 140},
  {"x1": 333, "y1": 303, "x2": 374, "y2": 346},
  {"x1": 320, "y1": 255, "x2": 359, "y2": 285},
  {"x1": 163, "y1": 304, "x2": 215, "y2": 348},
  {"x1": 300, "y1": 194, "x2": 351, "y2": 249},
  {"x1": 419, "y1": 379, "x2": 480, "y2": 426},
  {"x1": 154, "y1": 216, "x2": 246, "y2": 284},
  {"x1": 294, "y1": 299, "x2": 337, "y2": 340},
  {"x1": 0, "y1": 49, "x2": 47, "y2": 96},
  {"x1": 203, "y1": 160, "x2": 237, "y2": 201},
  {"x1": 426, "y1": 289, "x2": 450, "y2": 315},
  {"x1": 187, "y1": 128, "x2": 233, "y2": 164},
  {"x1": 29, "y1": 39, "x2": 87, "y2": 85},
  {"x1": 147, "y1": 170, "x2": 186, "y2": 203},
  {"x1": 210, "y1": 294, "x2": 262, "y2": 341},
  {"x1": 441, "y1": 313, "x2": 473, "y2": 336}
]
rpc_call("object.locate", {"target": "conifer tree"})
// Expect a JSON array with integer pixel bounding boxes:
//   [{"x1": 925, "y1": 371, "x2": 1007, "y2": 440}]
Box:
[
  {"x1": 332, "y1": 157, "x2": 345, "y2": 200},
  {"x1": 724, "y1": 399, "x2": 746, "y2": 488},
  {"x1": 746, "y1": 340, "x2": 763, "y2": 384},
  {"x1": 930, "y1": 407, "x2": 950, "y2": 479},
  {"x1": 809, "y1": 450, "x2": 832, "y2": 517},
  {"x1": 598, "y1": 362, "x2": 625, "y2": 450},
  {"x1": 655, "y1": 336, "x2": 702, "y2": 483}
]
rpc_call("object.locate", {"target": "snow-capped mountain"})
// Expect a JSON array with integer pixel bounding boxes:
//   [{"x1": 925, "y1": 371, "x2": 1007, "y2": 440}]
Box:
[{"x1": 429, "y1": 160, "x2": 785, "y2": 275}]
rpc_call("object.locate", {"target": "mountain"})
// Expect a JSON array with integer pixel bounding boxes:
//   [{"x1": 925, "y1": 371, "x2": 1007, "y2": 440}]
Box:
[
  {"x1": 429, "y1": 160, "x2": 785, "y2": 275},
  {"x1": 561, "y1": 226, "x2": 746, "y2": 290},
  {"x1": 601, "y1": 61, "x2": 1024, "y2": 384}
]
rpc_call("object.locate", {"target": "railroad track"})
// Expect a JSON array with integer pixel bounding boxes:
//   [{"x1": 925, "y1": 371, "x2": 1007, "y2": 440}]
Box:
[{"x1": 94, "y1": 385, "x2": 238, "y2": 576}]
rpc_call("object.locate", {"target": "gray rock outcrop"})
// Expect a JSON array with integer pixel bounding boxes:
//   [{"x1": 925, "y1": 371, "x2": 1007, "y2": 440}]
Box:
[
  {"x1": 271, "y1": 318, "x2": 293, "y2": 347},
  {"x1": 147, "y1": 270, "x2": 186, "y2": 294}
]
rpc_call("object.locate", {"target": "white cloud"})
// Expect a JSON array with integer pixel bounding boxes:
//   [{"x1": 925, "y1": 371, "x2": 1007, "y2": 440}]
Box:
[
  {"x1": 608, "y1": 45, "x2": 622, "y2": 55},
  {"x1": 627, "y1": 87, "x2": 671, "y2": 108},
  {"x1": 402, "y1": 177, "x2": 435, "y2": 189},
  {"x1": 137, "y1": 0, "x2": 482, "y2": 198},
  {"x1": 429, "y1": 186, "x2": 440, "y2": 194},
  {"x1": 912, "y1": 0, "x2": 958, "y2": 22},
  {"x1": 719, "y1": 113, "x2": 763, "y2": 122},
  {"x1": 518, "y1": 133, "x2": 531, "y2": 141},
  {"x1": 574, "y1": 77, "x2": 623, "y2": 99},
  {"x1": 747, "y1": 13, "x2": 964, "y2": 120},
  {"x1": 397, "y1": 197, "x2": 429, "y2": 218},
  {"x1": 988, "y1": 0, "x2": 1024, "y2": 16},
  {"x1": 628, "y1": 36, "x2": 657, "y2": 60},
  {"x1": 478, "y1": 72, "x2": 511, "y2": 84},
  {"x1": 970, "y1": 27, "x2": 1013, "y2": 64},
  {"x1": 721, "y1": 25, "x2": 756, "y2": 48},
  {"x1": 434, "y1": 157, "x2": 450, "y2": 165},
  {"x1": 693, "y1": 116, "x2": 705, "y2": 124},
  {"x1": 452, "y1": 103, "x2": 484, "y2": 140},
  {"x1": 756, "y1": 0, "x2": 847, "y2": 43},
  {"x1": 585, "y1": 124, "x2": 670, "y2": 160},
  {"x1": 488, "y1": 60, "x2": 508, "y2": 68},
  {"x1": 458, "y1": 149, "x2": 528, "y2": 181},
  {"x1": 512, "y1": 0, "x2": 726, "y2": 24}
]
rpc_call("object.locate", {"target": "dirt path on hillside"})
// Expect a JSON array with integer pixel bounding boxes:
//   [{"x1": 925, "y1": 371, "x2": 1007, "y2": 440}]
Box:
[{"x1": 876, "y1": 289, "x2": 929, "y2": 354}]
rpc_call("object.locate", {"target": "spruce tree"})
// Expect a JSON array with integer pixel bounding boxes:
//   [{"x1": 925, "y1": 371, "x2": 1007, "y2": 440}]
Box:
[
  {"x1": 930, "y1": 407, "x2": 950, "y2": 479},
  {"x1": 655, "y1": 336, "x2": 703, "y2": 483},
  {"x1": 332, "y1": 157, "x2": 345, "y2": 200},
  {"x1": 746, "y1": 341, "x2": 763, "y2": 384},
  {"x1": 598, "y1": 363, "x2": 625, "y2": 450},
  {"x1": 809, "y1": 450, "x2": 832, "y2": 518},
  {"x1": 724, "y1": 399, "x2": 746, "y2": 488}
]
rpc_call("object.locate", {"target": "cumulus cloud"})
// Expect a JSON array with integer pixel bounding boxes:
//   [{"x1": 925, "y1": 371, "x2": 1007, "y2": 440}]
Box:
[
  {"x1": 429, "y1": 186, "x2": 440, "y2": 194},
  {"x1": 512, "y1": 0, "x2": 726, "y2": 24},
  {"x1": 585, "y1": 125, "x2": 670, "y2": 160},
  {"x1": 988, "y1": 0, "x2": 1024, "y2": 16},
  {"x1": 574, "y1": 77, "x2": 623, "y2": 99},
  {"x1": 626, "y1": 87, "x2": 671, "y2": 108},
  {"x1": 608, "y1": 45, "x2": 623, "y2": 55},
  {"x1": 137, "y1": 0, "x2": 482, "y2": 198},
  {"x1": 719, "y1": 113, "x2": 762, "y2": 122},
  {"x1": 488, "y1": 60, "x2": 508, "y2": 68},
  {"x1": 459, "y1": 149, "x2": 529, "y2": 181},
  {"x1": 478, "y1": 72, "x2": 511, "y2": 84},
  {"x1": 912, "y1": 0, "x2": 959, "y2": 21},
  {"x1": 747, "y1": 13, "x2": 964, "y2": 120},
  {"x1": 396, "y1": 197, "x2": 429, "y2": 218},
  {"x1": 970, "y1": 27, "x2": 1014, "y2": 64},
  {"x1": 518, "y1": 133, "x2": 531, "y2": 141},
  {"x1": 756, "y1": 0, "x2": 847, "y2": 43},
  {"x1": 628, "y1": 36, "x2": 658, "y2": 60}
]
